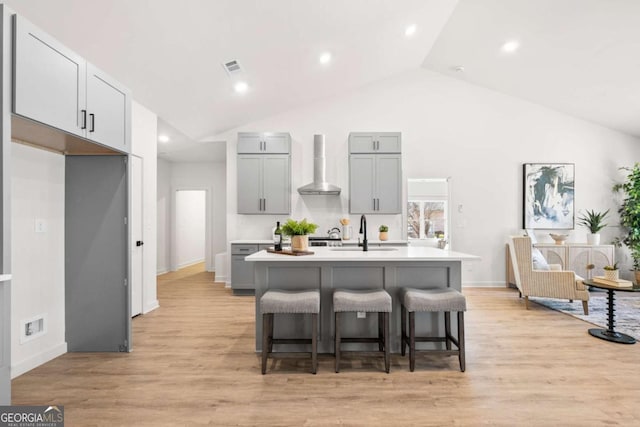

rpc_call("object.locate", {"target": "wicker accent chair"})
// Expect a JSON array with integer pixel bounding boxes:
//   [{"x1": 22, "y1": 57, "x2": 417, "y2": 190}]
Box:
[{"x1": 508, "y1": 236, "x2": 589, "y2": 314}]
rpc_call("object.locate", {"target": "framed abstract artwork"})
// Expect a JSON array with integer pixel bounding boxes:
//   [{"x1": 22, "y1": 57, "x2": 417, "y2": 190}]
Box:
[{"x1": 523, "y1": 163, "x2": 575, "y2": 229}]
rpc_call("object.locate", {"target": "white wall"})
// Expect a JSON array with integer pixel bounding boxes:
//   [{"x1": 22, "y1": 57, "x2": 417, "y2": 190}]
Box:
[
  {"x1": 156, "y1": 161, "x2": 226, "y2": 273},
  {"x1": 176, "y1": 190, "x2": 206, "y2": 267},
  {"x1": 11, "y1": 143, "x2": 66, "y2": 377},
  {"x1": 157, "y1": 158, "x2": 171, "y2": 274},
  {"x1": 131, "y1": 101, "x2": 159, "y2": 313},
  {"x1": 217, "y1": 68, "x2": 640, "y2": 285}
]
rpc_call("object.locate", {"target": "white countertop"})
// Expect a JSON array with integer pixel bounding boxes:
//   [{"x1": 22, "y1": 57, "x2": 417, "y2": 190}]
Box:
[
  {"x1": 230, "y1": 240, "x2": 273, "y2": 244},
  {"x1": 0, "y1": 274, "x2": 12, "y2": 282},
  {"x1": 231, "y1": 239, "x2": 408, "y2": 245},
  {"x1": 245, "y1": 246, "x2": 480, "y2": 262}
]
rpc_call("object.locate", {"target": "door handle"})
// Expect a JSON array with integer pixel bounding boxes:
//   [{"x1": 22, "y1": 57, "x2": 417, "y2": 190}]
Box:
[
  {"x1": 81, "y1": 110, "x2": 87, "y2": 129},
  {"x1": 136, "y1": 241, "x2": 144, "y2": 247},
  {"x1": 89, "y1": 113, "x2": 95, "y2": 132}
]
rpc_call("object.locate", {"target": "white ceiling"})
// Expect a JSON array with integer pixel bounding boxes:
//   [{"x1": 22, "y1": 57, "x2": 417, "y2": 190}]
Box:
[
  {"x1": 157, "y1": 119, "x2": 226, "y2": 163},
  {"x1": 424, "y1": 0, "x2": 640, "y2": 138},
  {"x1": 4, "y1": 0, "x2": 640, "y2": 159}
]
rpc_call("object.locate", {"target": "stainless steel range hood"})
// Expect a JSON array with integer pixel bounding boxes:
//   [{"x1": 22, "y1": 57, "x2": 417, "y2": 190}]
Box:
[{"x1": 297, "y1": 134, "x2": 341, "y2": 195}]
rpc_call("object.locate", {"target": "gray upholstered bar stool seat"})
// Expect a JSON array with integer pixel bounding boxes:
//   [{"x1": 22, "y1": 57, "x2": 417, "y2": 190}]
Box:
[
  {"x1": 260, "y1": 289, "x2": 320, "y2": 374},
  {"x1": 333, "y1": 289, "x2": 392, "y2": 373},
  {"x1": 400, "y1": 287, "x2": 467, "y2": 372}
]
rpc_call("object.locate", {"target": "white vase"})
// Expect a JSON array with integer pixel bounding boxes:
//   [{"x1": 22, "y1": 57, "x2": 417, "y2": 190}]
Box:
[
  {"x1": 587, "y1": 233, "x2": 600, "y2": 246},
  {"x1": 604, "y1": 269, "x2": 619, "y2": 281}
]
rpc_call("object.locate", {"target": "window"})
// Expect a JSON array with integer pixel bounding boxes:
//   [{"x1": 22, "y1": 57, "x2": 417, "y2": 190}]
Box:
[{"x1": 407, "y1": 178, "x2": 449, "y2": 241}]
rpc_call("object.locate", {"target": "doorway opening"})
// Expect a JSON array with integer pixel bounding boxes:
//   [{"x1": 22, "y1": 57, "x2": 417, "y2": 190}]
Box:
[{"x1": 174, "y1": 190, "x2": 207, "y2": 270}]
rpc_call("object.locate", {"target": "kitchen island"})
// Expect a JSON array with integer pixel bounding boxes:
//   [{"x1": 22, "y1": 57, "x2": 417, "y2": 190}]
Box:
[{"x1": 246, "y1": 246, "x2": 479, "y2": 353}]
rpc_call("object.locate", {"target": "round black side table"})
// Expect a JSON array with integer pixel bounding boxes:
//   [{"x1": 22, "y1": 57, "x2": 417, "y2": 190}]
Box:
[{"x1": 583, "y1": 279, "x2": 640, "y2": 344}]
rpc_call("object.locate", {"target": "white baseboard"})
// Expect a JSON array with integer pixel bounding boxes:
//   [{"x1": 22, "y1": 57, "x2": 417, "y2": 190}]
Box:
[
  {"x1": 215, "y1": 274, "x2": 228, "y2": 284},
  {"x1": 178, "y1": 258, "x2": 205, "y2": 269},
  {"x1": 156, "y1": 268, "x2": 169, "y2": 275},
  {"x1": 11, "y1": 342, "x2": 67, "y2": 379},
  {"x1": 143, "y1": 299, "x2": 160, "y2": 314},
  {"x1": 225, "y1": 280, "x2": 231, "y2": 288}
]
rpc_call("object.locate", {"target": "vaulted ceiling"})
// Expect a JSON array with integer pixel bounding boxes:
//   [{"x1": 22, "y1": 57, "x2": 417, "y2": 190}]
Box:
[{"x1": 5, "y1": 0, "x2": 640, "y2": 159}]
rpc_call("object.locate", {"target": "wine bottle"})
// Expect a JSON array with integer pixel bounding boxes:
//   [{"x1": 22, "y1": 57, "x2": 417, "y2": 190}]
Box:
[{"x1": 274, "y1": 221, "x2": 282, "y2": 251}]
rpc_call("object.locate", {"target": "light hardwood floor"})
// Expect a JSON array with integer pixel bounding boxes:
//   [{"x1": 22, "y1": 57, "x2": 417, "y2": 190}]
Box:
[{"x1": 11, "y1": 263, "x2": 640, "y2": 426}]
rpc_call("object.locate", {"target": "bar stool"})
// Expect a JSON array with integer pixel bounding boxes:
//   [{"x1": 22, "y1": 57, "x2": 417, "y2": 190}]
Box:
[
  {"x1": 400, "y1": 287, "x2": 467, "y2": 372},
  {"x1": 333, "y1": 289, "x2": 392, "y2": 373},
  {"x1": 260, "y1": 289, "x2": 320, "y2": 374}
]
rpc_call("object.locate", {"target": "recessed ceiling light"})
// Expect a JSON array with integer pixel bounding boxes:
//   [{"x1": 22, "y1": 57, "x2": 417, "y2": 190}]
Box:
[
  {"x1": 501, "y1": 40, "x2": 520, "y2": 53},
  {"x1": 405, "y1": 24, "x2": 417, "y2": 37},
  {"x1": 234, "y1": 81, "x2": 249, "y2": 94},
  {"x1": 319, "y1": 52, "x2": 332, "y2": 65},
  {"x1": 158, "y1": 135, "x2": 170, "y2": 143}
]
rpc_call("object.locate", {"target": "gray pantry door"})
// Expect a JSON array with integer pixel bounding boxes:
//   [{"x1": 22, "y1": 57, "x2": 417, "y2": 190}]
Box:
[{"x1": 65, "y1": 156, "x2": 130, "y2": 351}]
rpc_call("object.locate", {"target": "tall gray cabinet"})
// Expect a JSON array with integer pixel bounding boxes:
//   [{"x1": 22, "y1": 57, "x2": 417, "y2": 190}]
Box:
[
  {"x1": 237, "y1": 132, "x2": 291, "y2": 214},
  {"x1": 349, "y1": 132, "x2": 402, "y2": 214}
]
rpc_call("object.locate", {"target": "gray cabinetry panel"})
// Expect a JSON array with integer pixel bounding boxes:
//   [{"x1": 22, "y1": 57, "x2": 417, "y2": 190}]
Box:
[
  {"x1": 349, "y1": 132, "x2": 401, "y2": 153},
  {"x1": 262, "y1": 155, "x2": 290, "y2": 214},
  {"x1": 237, "y1": 155, "x2": 262, "y2": 213},
  {"x1": 65, "y1": 156, "x2": 129, "y2": 352},
  {"x1": 13, "y1": 15, "x2": 86, "y2": 137},
  {"x1": 375, "y1": 155, "x2": 402, "y2": 214},
  {"x1": 86, "y1": 63, "x2": 130, "y2": 152},
  {"x1": 231, "y1": 243, "x2": 271, "y2": 295},
  {"x1": 238, "y1": 132, "x2": 290, "y2": 153},
  {"x1": 349, "y1": 155, "x2": 375, "y2": 213},
  {"x1": 349, "y1": 133, "x2": 402, "y2": 214}
]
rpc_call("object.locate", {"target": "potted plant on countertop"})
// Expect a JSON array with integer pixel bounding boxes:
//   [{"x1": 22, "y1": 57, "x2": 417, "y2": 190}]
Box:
[
  {"x1": 603, "y1": 263, "x2": 619, "y2": 281},
  {"x1": 614, "y1": 163, "x2": 640, "y2": 283},
  {"x1": 378, "y1": 225, "x2": 389, "y2": 241},
  {"x1": 281, "y1": 218, "x2": 319, "y2": 252},
  {"x1": 576, "y1": 208, "x2": 609, "y2": 245}
]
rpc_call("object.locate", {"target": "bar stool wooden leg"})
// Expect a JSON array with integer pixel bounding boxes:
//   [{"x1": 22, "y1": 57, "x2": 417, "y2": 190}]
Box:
[
  {"x1": 268, "y1": 313, "x2": 274, "y2": 353},
  {"x1": 335, "y1": 311, "x2": 341, "y2": 373},
  {"x1": 261, "y1": 313, "x2": 269, "y2": 375},
  {"x1": 384, "y1": 311, "x2": 390, "y2": 373},
  {"x1": 378, "y1": 312, "x2": 384, "y2": 351},
  {"x1": 458, "y1": 311, "x2": 466, "y2": 372},
  {"x1": 409, "y1": 311, "x2": 416, "y2": 372},
  {"x1": 444, "y1": 311, "x2": 452, "y2": 351},
  {"x1": 401, "y1": 304, "x2": 407, "y2": 356},
  {"x1": 311, "y1": 313, "x2": 318, "y2": 374}
]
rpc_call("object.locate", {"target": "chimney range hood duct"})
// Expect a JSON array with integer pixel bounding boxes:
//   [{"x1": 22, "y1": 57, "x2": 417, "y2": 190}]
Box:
[{"x1": 297, "y1": 134, "x2": 341, "y2": 195}]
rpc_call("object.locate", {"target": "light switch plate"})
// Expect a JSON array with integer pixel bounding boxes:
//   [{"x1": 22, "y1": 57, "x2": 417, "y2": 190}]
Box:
[{"x1": 34, "y1": 219, "x2": 46, "y2": 233}]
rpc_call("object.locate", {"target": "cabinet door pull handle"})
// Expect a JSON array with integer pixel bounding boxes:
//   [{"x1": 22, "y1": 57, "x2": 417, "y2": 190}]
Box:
[
  {"x1": 263, "y1": 198, "x2": 266, "y2": 211},
  {"x1": 81, "y1": 110, "x2": 87, "y2": 129},
  {"x1": 89, "y1": 113, "x2": 95, "y2": 132}
]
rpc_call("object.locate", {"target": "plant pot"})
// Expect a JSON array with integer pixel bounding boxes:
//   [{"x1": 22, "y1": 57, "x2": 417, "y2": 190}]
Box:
[
  {"x1": 587, "y1": 233, "x2": 600, "y2": 246},
  {"x1": 635, "y1": 270, "x2": 640, "y2": 285},
  {"x1": 291, "y1": 235, "x2": 309, "y2": 252},
  {"x1": 379, "y1": 231, "x2": 388, "y2": 241},
  {"x1": 604, "y1": 269, "x2": 619, "y2": 281}
]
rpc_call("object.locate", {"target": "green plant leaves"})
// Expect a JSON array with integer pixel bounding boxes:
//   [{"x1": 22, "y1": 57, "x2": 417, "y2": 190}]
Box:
[
  {"x1": 576, "y1": 209, "x2": 609, "y2": 233},
  {"x1": 281, "y1": 218, "x2": 319, "y2": 236},
  {"x1": 614, "y1": 163, "x2": 640, "y2": 269}
]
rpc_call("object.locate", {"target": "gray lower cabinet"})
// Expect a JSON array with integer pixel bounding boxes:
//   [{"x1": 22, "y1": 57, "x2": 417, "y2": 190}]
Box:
[
  {"x1": 13, "y1": 15, "x2": 131, "y2": 153},
  {"x1": 237, "y1": 154, "x2": 290, "y2": 214},
  {"x1": 231, "y1": 244, "x2": 271, "y2": 295},
  {"x1": 349, "y1": 154, "x2": 402, "y2": 214}
]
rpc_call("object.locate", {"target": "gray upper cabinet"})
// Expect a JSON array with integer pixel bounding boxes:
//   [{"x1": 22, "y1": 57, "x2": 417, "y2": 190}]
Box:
[
  {"x1": 349, "y1": 132, "x2": 401, "y2": 153},
  {"x1": 86, "y1": 63, "x2": 131, "y2": 152},
  {"x1": 13, "y1": 15, "x2": 86, "y2": 138},
  {"x1": 238, "y1": 132, "x2": 290, "y2": 153},
  {"x1": 349, "y1": 132, "x2": 402, "y2": 214},
  {"x1": 237, "y1": 132, "x2": 291, "y2": 214},
  {"x1": 13, "y1": 15, "x2": 131, "y2": 153}
]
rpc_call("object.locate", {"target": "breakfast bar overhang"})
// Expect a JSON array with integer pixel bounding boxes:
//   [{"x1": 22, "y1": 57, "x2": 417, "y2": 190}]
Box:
[{"x1": 246, "y1": 247, "x2": 480, "y2": 353}]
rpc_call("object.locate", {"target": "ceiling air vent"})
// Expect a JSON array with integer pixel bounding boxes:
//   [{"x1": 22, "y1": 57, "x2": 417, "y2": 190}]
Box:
[{"x1": 222, "y1": 60, "x2": 242, "y2": 76}]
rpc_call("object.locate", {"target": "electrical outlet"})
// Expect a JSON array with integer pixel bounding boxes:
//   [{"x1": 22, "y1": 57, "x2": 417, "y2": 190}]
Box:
[
  {"x1": 34, "y1": 219, "x2": 47, "y2": 233},
  {"x1": 357, "y1": 311, "x2": 366, "y2": 319}
]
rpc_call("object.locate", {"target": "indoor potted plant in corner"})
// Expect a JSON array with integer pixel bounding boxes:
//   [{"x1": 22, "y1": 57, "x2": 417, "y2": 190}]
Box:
[
  {"x1": 576, "y1": 209, "x2": 609, "y2": 245},
  {"x1": 603, "y1": 263, "x2": 619, "y2": 281},
  {"x1": 614, "y1": 163, "x2": 640, "y2": 283},
  {"x1": 378, "y1": 225, "x2": 389, "y2": 241},
  {"x1": 281, "y1": 218, "x2": 319, "y2": 252}
]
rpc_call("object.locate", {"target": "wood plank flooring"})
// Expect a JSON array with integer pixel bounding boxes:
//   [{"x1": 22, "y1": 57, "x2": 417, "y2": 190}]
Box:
[{"x1": 11, "y1": 263, "x2": 640, "y2": 426}]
